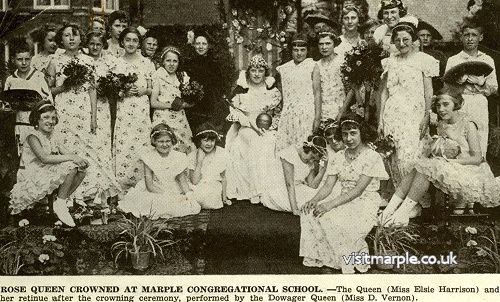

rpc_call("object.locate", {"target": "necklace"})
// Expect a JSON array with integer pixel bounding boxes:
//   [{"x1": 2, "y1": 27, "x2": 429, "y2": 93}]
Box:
[{"x1": 345, "y1": 147, "x2": 363, "y2": 161}]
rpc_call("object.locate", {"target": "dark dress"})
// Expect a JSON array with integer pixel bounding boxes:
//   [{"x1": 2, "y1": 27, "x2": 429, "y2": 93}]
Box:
[{"x1": 184, "y1": 51, "x2": 229, "y2": 133}]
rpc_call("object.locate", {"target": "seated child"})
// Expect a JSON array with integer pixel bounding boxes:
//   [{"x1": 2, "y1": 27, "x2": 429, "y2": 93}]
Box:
[
  {"x1": 118, "y1": 123, "x2": 201, "y2": 219},
  {"x1": 187, "y1": 122, "x2": 228, "y2": 209},
  {"x1": 10, "y1": 101, "x2": 88, "y2": 227}
]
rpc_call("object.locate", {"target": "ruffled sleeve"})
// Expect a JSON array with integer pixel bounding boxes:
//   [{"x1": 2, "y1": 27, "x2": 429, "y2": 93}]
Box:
[
  {"x1": 326, "y1": 150, "x2": 344, "y2": 176},
  {"x1": 419, "y1": 53, "x2": 439, "y2": 78},
  {"x1": 278, "y1": 146, "x2": 299, "y2": 166},
  {"x1": 361, "y1": 149, "x2": 389, "y2": 180}
]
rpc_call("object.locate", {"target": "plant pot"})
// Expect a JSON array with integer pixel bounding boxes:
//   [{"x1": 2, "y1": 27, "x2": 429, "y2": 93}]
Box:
[
  {"x1": 373, "y1": 250, "x2": 398, "y2": 270},
  {"x1": 129, "y1": 251, "x2": 151, "y2": 271}
]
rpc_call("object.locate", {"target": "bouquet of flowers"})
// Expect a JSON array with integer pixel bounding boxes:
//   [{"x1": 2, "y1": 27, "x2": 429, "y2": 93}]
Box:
[
  {"x1": 179, "y1": 80, "x2": 204, "y2": 105},
  {"x1": 340, "y1": 42, "x2": 388, "y2": 89},
  {"x1": 430, "y1": 135, "x2": 461, "y2": 159},
  {"x1": 96, "y1": 72, "x2": 138, "y2": 101},
  {"x1": 370, "y1": 135, "x2": 396, "y2": 158},
  {"x1": 62, "y1": 59, "x2": 94, "y2": 91}
]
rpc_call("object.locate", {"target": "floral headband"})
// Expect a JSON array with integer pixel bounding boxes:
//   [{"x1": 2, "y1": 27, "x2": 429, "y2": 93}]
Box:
[
  {"x1": 340, "y1": 119, "x2": 360, "y2": 127},
  {"x1": 392, "y1": 22, "x2": 417, "y2": 35},
  {"x1": 38, "y1": 103, "x2": 55, "y2": 111},
  {"x1": 161, "y1": 46, "x2": 180, "y2": 60},
  {"x1": 303, "y1": 136, "x2": 328, "y2": 157},
  {"x1": 381, "y1": 0, "x2": 403, "y2": 9},
  {"x1": 150, "y1": 129, "x2": 174, "y2": 138},
  {"x1": 324, "y1": 121, "x2": 339, "y2": 136},
  {"x1": 249, "y1": 55, "x2": 268, "y2": 69},
  {"x1": 195, "y1": 129, "x2": 223, "y2": 140}
]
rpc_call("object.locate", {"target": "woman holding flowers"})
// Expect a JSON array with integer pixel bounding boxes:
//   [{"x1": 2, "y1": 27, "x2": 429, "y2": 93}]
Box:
[
  {"x1": 47, "y1": 24, "x2": 120, "y2": 205},
  {"x1": 150, "y1": 46, "x2": 195, "y2": 154},
  {"x1": 113, "y1": 27, "x2": 155, "y2": 190},
  {"x1": 225, "y1": 55, "x2": 281, "y2": 204},
  {"x1": 378, "y1": 22, "x2": 438, "y2": 187},
  {"x1": 86, "y1": 31, "x2": 117, "y2": 163}
]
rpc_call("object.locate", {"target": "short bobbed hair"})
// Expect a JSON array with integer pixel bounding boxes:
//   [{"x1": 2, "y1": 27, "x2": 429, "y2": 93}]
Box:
[
  {"x1": 150, "y1": 123, "x2": 177, "y2": 146},
  {"x1": 29, "y1": 100, "x2": 58, "y2": 127}
]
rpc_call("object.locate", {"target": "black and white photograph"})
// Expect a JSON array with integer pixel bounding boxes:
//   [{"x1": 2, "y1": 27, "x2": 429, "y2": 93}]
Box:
[{"x1": 0, "y1": 0, "x2": 499, "y2": 279}]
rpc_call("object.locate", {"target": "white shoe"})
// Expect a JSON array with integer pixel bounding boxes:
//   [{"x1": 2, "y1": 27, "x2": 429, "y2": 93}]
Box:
[
  {"x1": 379, "y1": 195, "x2": 404, "y2": 225},
  {"x1": 408, "y1": 204, "x2": 422, "y2": 218},
  {"x1": 386, "y1": 199, "x2": 417, "y2": 227},
  {"x1": 53, "y1": 198, "x2": 76, "y2": 227}
]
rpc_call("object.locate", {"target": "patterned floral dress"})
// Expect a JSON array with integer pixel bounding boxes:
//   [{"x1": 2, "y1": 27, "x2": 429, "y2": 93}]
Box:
[
  {"x1": 113, "y1": 56, "x2": 155, "y2": 190},
  {"x1": 318, "y1": 55, "x2": 346, "y2": 120},
  {"x1": 30, "y1": 53, "x2": 53, "y2": 74},
  {"x1": 52, "y1": 52, "x2": 121, "y2": 205},
  {"x1": 300, "y1": 148, "x2": 389, "y2": 273},
  {"x1": 225, "y1": 83, "x2": 282, "y2": 201},
  {"x1": 275, "y1": 58, "x2": 317, "y2": 152},
  {"x1": 381, "y1": 51, "x2": 438, "y2": 186},
  {"x1": 152, "y1": 68, "x2": 195, "y2": 154},
  {"x1": 10, "y1": 129, "x2": 78, "y2": 214},
  {"x1": 414, "y1": 113, "x2": 500, "y2": 207}
]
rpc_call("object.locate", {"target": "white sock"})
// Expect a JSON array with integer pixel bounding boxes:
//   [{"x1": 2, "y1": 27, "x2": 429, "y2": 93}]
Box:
[
  {"x1": 389, "y1": 197, "x2": 418, "y2": 227},
  {"x1": 382, "y1": 193, "x2": 404, "y2": 218},
  {"x1": 53, "y1": 198, "x2": 75, "y2": 227}
]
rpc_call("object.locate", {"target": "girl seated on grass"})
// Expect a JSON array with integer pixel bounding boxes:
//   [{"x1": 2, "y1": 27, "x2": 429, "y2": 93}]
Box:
[
  {"x1": 118, "y1": 123, "x2": 201, "y2": 219},
  {"x1": 187, "y1": 122, "x2": 228, "y2": 209},
  {"x1": 10, "y1": 101, "x2": 88, "y2": 227}
]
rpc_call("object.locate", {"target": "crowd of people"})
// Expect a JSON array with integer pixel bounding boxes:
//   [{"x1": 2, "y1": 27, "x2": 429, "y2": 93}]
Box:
[{"x1": 2, "y1": 0, "x2": 500, "y2": 273}]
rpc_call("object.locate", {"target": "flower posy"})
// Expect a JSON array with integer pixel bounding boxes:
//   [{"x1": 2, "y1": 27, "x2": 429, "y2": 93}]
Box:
[
  {"x1": 42, "y1": 235, "x2": 57, "y2": 244},
  {"x1": 18, "y1": 219, "x2": 29, "y2": 227},
  {"x1": 62, "y1": 58, "x2": 94, "y2": 91},
  {"x1": 465, "y1": 226, "x2": 478, "y2": 234},
  {"x1": 38, "y1": 254, "x2": 50, "y2": 263}
]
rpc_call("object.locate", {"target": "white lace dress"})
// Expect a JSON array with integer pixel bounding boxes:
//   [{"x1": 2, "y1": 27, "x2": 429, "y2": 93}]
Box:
[
  {"x1": 113, "y1": 56, "x2": 155, "y2": 190},
  {"x1": 381, "y1": 51, "x2": 438, "y2": 186},
  {"x1": 151, "y1": 68, "x2": 195, "y2": 154},
  {"x1": 9, "y1": 129, "x2": 78, "y2": 214},
  {"x1": 414, "y1": 113, "x2": 500, "y2": 207},
  {"x1": 225, "y1": 84, "x2": 282, "y2": 201},
  {"x1": 275, "y1": 58, "x2": 317, "y2": 152},
  {"x1": 300, "y1": 148, "x2": 389, "y2": 273},
  {"x1": 317, "y1": 55, "x2": 346, "y2": 120}
]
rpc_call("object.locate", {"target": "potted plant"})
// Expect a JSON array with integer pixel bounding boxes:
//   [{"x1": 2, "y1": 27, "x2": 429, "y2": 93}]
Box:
[
  {"x1": 368, "y1": 221, "x2": 419, "y2": 270},
  {"x1": 111, "y1": 215, "x2": 175, "y2": 271}
]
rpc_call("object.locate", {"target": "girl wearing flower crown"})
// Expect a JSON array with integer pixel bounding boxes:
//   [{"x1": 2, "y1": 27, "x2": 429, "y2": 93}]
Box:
[
  {"x1": 10, "y1": 101, "x2": 88, "y2": 227},
  {"x1": 261, "y1": 135, "x2": 328, "y2": 215},
  {"x1": 378, "y1": 22, "x2": 438, "y2": 187},
  {"x1": 151, "y1": 46, "x2": 195, "y2": 154},
  {"x1": 187, "y1": 122, "x2": 228, "y2": 209},
  {"x1": 118, "y1": 123, "x2": 201, "y2": 219},
  {"x1": 300, "y1": 113, "x2": 388, "y2": 273},
  {"x1": 225, "y1": 54, "x2": 282, "y2": 204},
  {"x1": 113, "y1": 27, "x2": 155, "y2": 190},
  {"x1": 381, "y1": 93, "x2": 500, "y2": 226}
]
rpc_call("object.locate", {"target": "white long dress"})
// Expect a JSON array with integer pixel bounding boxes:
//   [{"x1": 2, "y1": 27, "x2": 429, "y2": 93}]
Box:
[
  {"x1": 275, "y1": 58, "x2": 317, "y2": 152},
  {"x1": 381, "y1": 51, "x2": 438, "y2": 186},
  {"x1": 187, "y1": 147, "x2": 227, "y2": 209},
  {"x1": 225, "y1": 84, "x2": 282, "y2": 201},
  {"x1": 317, "y1": 55, "x2": 346, "y2": 120},
  {"x1": 300, "y1": 148, "x2": 389, "y2": 273},
  {"x1": 118, "y1": 147, "x2": 201, "y2": 219}
]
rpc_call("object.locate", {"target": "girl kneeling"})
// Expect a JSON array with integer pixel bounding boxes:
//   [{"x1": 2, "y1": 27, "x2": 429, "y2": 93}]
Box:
[
  {"x1": 118, "y1": 123, "x2": 201, "y2": 219},
  {"x1": 300, "y1": 114, "x2": 389, "y2": 273}
]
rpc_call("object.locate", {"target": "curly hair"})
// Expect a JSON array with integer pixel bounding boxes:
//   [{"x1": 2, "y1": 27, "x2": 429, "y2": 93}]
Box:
[
  {"x1": 55, "y1": 23, "x2": 84, "y2": 49},
  {"x1": 118, "y1": 27, "x2": 142, "y2": 48},
  {"x1": 85, "y1": 31, "x2": 108, "y2": 50},
  {"x1": 30, "y1": 24, "x2": 58, "y2": 46},
  {"x1": 336, "y1": 113, "x2": 377, "y2": 144}
]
